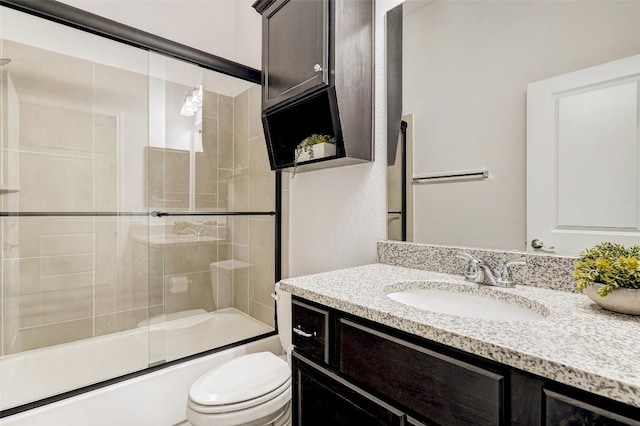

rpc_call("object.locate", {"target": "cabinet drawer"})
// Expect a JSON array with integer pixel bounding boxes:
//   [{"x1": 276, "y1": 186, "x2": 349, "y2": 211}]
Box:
[
  {"x1": 292, "y1": 299, "x2": 329, "y2": 363},
  {"x1": 544, "y1": 389, "x2": 640, "y2": 425},
  {"x1": 338, "y1": 319, "x2": 504, "y2": 426}
]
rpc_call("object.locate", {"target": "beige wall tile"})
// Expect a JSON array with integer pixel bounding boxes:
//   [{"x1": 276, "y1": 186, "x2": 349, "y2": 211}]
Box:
[
  {"x1": 6, "y1": 258, "x2": 41, "y2": 295},
  {"x1": 5, "y1": 40, "x2": 94, "y2": 111},
  {"x1": 232, "y1": 170, "x2": 249, "y2": 211},
  {"x1": 20, "y1": 102, "x2": 93, "y2": 154},
  {"x1": 42, "y1": 218, "x2": 93, "y2": 235},
  {"x1": 202, "y1": 90, "x2": 219, "y2": 119},
  {"x1": 218, "y1": 169, "x2": 232, "y2": 211},
  {"x1": 14, "y1": 319, "x2": 93, "y2": 354},
  {"x1": 95, "y1": 151, "x2": 118, "y2": 211},
  {"x1": 148, "y1": 269, "x2": 163, "y2": 307},
  {"x1": 40, "y1": 234, "x2": 93, "y2": 257},
  {"x1": 95, "y1": 63, "x2": 149, "y2": 134},
  {"x1": 195, "y1": 194, "x2": 217, "y2": 210},
  {"x1": 232, "y1": 268, "x2": 249, "y2": 313},
  {"x1": 249, "y1": 299, "x2": 275, "y2": 328},
  {"x1": 249, "y1": 135, "x2": 275, "y2": 212},
  {"x1": 249, "y1": 218, "x2": 276, "y2": 306},
  {"x1": 6, "y1": 219, "x2": 38, "y2": 259},
  {"x1": 163, "y1": 243, "x2": 218, "y2": 275},
  {"x1": 146, "y1": 147, "x2": 165, "y2": 208},
  {"x1": 18, "y1": 294, "x2": 41, "y2": 328},
  {"x1": 233, "y1": 243, "x2": 249, "y2": 263},
  {"x1": 19, "y1": 152, "x2": 94, "y2": 212},
  {"x1": 218, "y1": 95, "x2": 234, "y2": 169},
  {"x1": 95, "y1": 114, "x2": 117, "y2": 128},
  {"x1": 39, "y1": 287, "x2": 93, "y2": 324},
  {"x1": 195, "y1": 151, "x2": 217, "y2": 196},
  {"x1": 248, "y1": 85, "x2": 263, "y2": 140},
  {"x1": 95, "y1": 281, "x2": 119, "y2": 316},
  {"x1": 163, "y1": 149, "x2": 190, "y2": 193},
  {"x1": 40, "y1": 254, "x2": 93, "y2": 276},
  {"x1": 40, "y1": 272, "x2": 93, "y2": 292},
  {"x1": 232, "y1": 217, "x2": 249, "y2": 246},
  {"x1": 201, "y1": 118, "x2": 219, "y2": 156},
  {"x1": 2, "y1": 149, "x2": 19, "y2": 187},
  {"x1": 234, "y1": 90, "x2": 249, "y2": 170},
  {"x1": 217, "y1": 243, "x2": 231, "y2": 261}
]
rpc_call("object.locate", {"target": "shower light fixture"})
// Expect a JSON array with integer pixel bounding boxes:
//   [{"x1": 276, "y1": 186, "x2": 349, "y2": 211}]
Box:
[{"x1": 180, "y1": 84, "x2": 203, "y2": 116}]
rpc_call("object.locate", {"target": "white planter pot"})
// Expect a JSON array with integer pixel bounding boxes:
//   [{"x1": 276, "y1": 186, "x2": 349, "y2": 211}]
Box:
[
  {"x1": 297, "y1": 142, "x2": 336, "y2": 163},
  {"x1": 583, "y1": 283, "x2": 640, "y2": 315}
]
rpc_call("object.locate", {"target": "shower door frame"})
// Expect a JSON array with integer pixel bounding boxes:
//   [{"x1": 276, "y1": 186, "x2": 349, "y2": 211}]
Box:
[{"x1": 0, "y1": 0, "x2": 282, "y2": 418}]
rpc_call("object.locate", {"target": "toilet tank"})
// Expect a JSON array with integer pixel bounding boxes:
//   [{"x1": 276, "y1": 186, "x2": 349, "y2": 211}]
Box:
[{"x1": 274, "y1": 283, "x2": 292, "y2": 355}]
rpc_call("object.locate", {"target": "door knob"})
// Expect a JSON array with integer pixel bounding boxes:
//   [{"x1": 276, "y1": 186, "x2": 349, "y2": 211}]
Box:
[
  {"x1": 531, "y1": 239, "x2": 555, "y2": 252},
  {"x1": 313, "y1": 63, "x2": 324, "y2": 72}
]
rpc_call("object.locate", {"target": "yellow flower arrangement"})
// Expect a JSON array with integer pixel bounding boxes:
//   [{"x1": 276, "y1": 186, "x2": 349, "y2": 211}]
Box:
[{"x1": 573, "y1": 242, "x2": 640, "y2": 296}]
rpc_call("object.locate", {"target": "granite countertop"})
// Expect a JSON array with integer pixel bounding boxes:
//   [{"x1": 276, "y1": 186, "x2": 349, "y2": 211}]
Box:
[{"x1": 279, "y1": 263, "x2": 640, "y2": 408}]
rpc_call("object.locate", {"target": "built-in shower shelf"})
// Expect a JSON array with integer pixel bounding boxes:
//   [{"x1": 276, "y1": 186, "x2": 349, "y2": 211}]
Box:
[
  {"x1": 210, "y1": 259, "x2": 253, "y2": 270},
  {"x1": 0, "y1": 185, "x2": 20, "y2": 194}
]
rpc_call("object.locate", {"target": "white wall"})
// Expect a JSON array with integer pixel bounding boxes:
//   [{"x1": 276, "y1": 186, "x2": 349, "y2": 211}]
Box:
[
  {"x1": 58, "y1": 0, "x2": 262, "y2": 69},
  {"x1": 287, "y1": 0, "x2": 399, "y2": 276},
  {"x1": 404, "y1": 1, "x2": 640, "y2": 251}
]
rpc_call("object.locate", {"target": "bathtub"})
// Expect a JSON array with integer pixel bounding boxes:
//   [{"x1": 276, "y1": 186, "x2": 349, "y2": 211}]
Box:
[{"x1": 0, "y1": 308, "x2": 274, "y2": 412}]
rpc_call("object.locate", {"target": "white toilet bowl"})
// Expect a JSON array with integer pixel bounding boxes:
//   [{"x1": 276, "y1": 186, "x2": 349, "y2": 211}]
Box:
[{"x1": 186, "y1": 284, "x2": 293, "y2": 426}]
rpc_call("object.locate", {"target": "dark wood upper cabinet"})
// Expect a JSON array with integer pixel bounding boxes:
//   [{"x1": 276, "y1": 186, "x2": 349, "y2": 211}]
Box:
[
  {"x1": 262, "y1": 0, "x2": 329, "y2": 110},
  {"x1": 253, "y1": 0, "x2": 374, "y2": 173}
]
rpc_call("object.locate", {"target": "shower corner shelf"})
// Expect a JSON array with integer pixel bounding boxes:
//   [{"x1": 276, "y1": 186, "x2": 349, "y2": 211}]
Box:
[
  {"x1": 210, "y1": 259, "x2": 253, "y2": 270},
  {"x1": 0, "y1": 185, "x2": 20, "y2": 194}
]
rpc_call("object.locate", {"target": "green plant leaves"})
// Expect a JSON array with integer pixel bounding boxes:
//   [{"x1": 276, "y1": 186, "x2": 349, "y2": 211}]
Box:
[{"x1": 573, "y1": 242, "x2": 640, "y2": 296}]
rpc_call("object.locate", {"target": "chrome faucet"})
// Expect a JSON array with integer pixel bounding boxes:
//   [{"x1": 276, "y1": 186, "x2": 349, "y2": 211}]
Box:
[
  {"x1": 456, "y1": 252, "x2": 526, "y2": 288},
  {"x1": 186, "y1": 225, "x2": 205, "y2": 237}
]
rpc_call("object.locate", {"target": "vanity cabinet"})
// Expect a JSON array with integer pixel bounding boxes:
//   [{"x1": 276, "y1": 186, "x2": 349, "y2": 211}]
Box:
[{"x1": 291, "y1": 296, "x2": 640, "y2": 426}]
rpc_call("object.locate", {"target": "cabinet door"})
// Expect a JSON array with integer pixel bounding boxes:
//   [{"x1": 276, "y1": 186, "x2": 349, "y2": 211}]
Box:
[
  {"x1": 544, "y1": 389, "x2": 640, "y2": 425},
  {"x1": 338, "y1": 318, "x2": 505, "y2": 426},
  {"x1": 292, "y1": 352, "x2": 405, "y2": 426},
  {"x1": 263, "y1": 0, "x2": 329, "y2": 110}
]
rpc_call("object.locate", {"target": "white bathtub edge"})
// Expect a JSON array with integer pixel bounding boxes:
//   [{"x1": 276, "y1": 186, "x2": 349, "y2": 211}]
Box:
[{"x1": 1, "y1": 336, "x2": 281, "y2": 426}]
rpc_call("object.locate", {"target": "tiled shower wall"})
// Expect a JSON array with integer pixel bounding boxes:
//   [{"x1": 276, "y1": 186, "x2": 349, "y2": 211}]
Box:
[
  {"x1": 1, "y1": 39, "x2": 151, "y2": 355},
  {"x1": 0, "y1": 40, "x2": 277, "y2": 356},
  {"x1": 145, "y1": 83, "x2": 276, "y2": 329},
  {"x1": 230, "y1": 86, "x2": 276, "y2": 325}
]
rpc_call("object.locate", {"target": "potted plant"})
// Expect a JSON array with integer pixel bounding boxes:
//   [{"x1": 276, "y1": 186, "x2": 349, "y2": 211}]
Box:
[
  {"x1": 291, "y1": 134, "x2": 336, "y2": 177},
  {"x1": 573, "y1": 242, "x2": 640, "y2": 315}
]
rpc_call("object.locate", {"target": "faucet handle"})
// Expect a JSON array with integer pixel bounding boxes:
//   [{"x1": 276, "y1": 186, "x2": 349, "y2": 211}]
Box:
[
  {"x1": 456, "y1": 252, "x2": 484, "y2": 282},
  {"x1": 455, "y1": 251, "x2": 475, "y2": 262},
  {"x1": 496, "y1": 257, "x2": 527, "y2": 285}
]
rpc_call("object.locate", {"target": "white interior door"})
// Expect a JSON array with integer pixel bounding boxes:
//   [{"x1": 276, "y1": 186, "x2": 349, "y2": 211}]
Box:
[{"x1": 527, "y1": 54, "x2": 640, "y2": 255}]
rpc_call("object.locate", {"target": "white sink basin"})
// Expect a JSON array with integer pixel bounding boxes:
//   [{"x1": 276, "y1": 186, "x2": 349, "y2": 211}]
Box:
[{"x1": 387, "y1": 288, "x2": 546, "y2": 321}]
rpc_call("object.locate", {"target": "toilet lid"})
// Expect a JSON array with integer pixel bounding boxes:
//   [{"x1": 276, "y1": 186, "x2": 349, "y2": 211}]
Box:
[{"x1": 189, "y1": 352, "x2": 291, "y2": 406}]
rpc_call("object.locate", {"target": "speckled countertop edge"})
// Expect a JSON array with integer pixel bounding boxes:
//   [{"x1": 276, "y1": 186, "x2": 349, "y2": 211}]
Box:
[{"x1": 279, "y1": 264, "x2": 640, "y2": 408}]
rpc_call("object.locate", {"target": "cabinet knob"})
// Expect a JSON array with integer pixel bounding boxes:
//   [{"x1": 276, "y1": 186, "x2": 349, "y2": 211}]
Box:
[{"x1": 313, "y1": 63, "x2": 324, "y2": 73}]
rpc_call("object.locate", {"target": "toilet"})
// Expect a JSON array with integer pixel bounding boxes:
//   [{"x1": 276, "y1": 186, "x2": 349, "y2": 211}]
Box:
[{"x1": 186, "y1": 284, "x2": 292, "y2": 426}]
